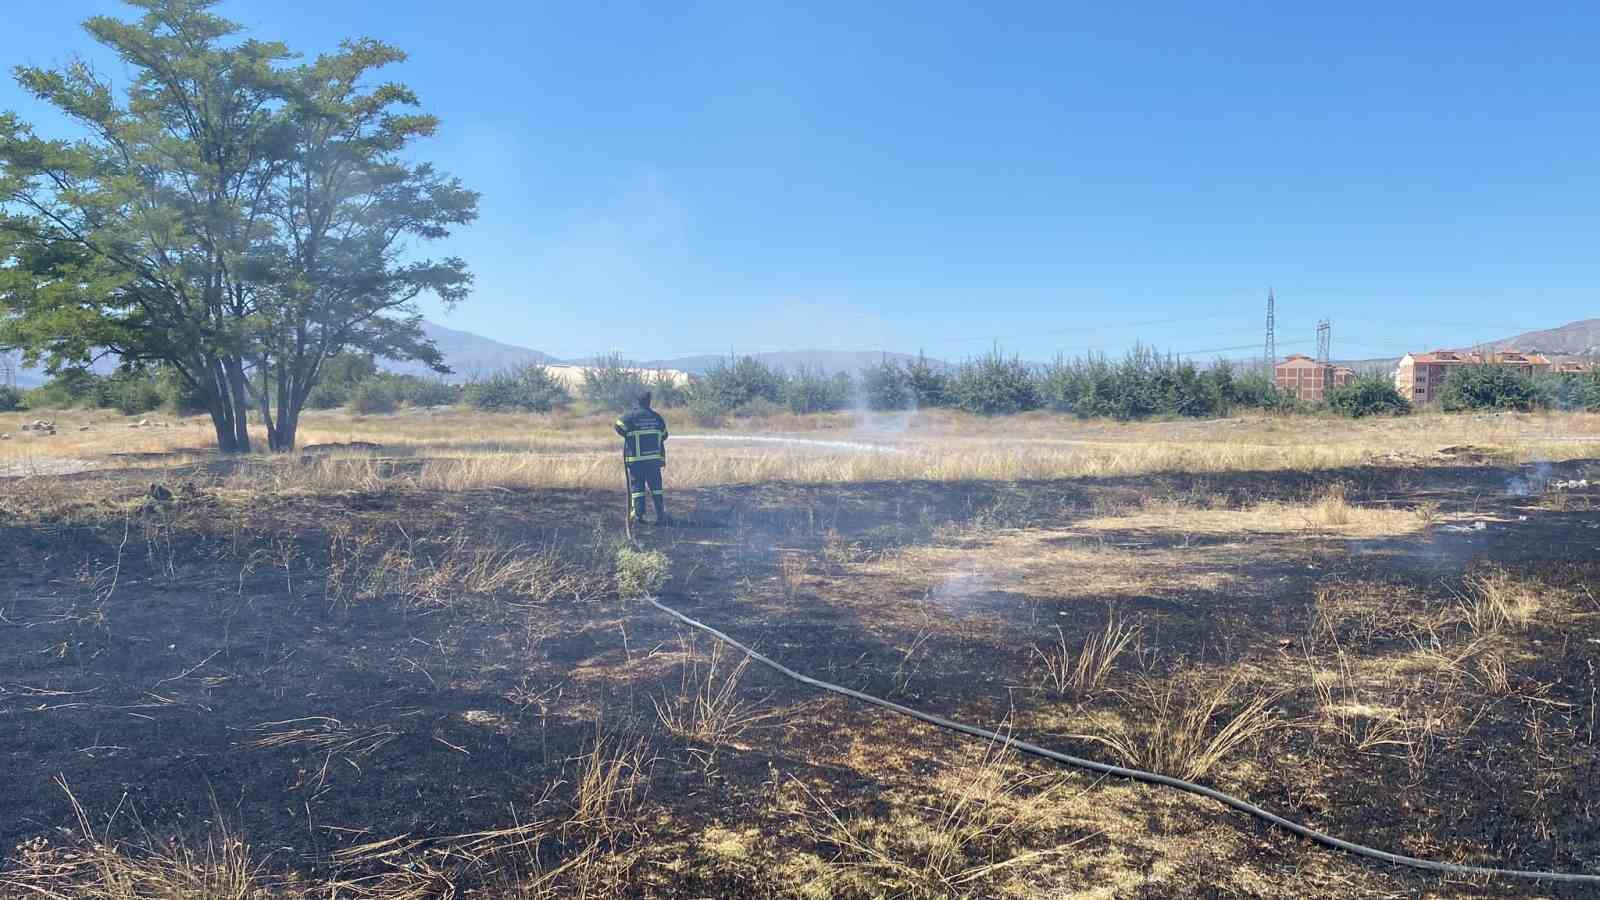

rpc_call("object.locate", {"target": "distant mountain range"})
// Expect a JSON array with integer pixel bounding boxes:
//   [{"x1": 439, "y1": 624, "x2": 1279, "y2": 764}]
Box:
[
  {"x1": 383, "y1": 321, "x2": 562, "y2": 379},
  {"x1": 1334, "y1": 318, "x2": 1600, "y2": 371},
  {"x1": 8, "y1": 317, "x2": 1597, "y2": 389},
  {"x1": 1484, "y1": 318, "x2": 1600, "y2": 357},
  {"x1": 636, "y1": 349, "x2": 940, "y2": 376},
  {"x1": 392, "y1": 323, "x2": 944, "y2": 378}
]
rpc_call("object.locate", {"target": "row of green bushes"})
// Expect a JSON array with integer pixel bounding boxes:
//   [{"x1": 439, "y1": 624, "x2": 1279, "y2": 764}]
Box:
[
  {"x1": 683, "y1": 349, "x2": 1300, "y2": 421},
  {"x1": 1319, "y1": 364, "x2": 1600, "y2": 418},
  {"x1": 1435, "y1": 364, "x2": 1600, "y2": 413},
  {"x1": 10, "y1": 352, "x2": 1596, "y2": 422},
  {"x1": 7, "y1": 366, "x2": 203, "y2": 415}
]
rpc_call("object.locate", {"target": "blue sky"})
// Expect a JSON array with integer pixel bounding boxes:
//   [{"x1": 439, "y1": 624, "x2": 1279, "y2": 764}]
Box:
[{"x1": 4, "y1": 1, "x2": 1597, "y2": 362}]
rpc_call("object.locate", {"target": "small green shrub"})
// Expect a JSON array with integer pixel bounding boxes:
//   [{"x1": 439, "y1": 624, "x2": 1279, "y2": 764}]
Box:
[
  {"x1": 901, "y1": 353, "x2": 948, "y2": 408},
  {"x1": 1326, "y1": 375, "x2": 1410, "y2": 418},
  {"x1": 734, "y1": 397, "x2": 785, "y2": 419},
  {"x1": 0, "y1": 384, "x2": 24, "y2": 412},
  {"x1": 649, "y1": 371, "x2": 690, "y2": 408},
  {"x1": 307, "y1": 353, "x2": 380, "y2": 409},
  {"x1": 390, "y1": 375, "x2": 460, "y2": 407},
  {"x1": 23, "y1": 368, "x2": 99, "y2": 409},
  {"x1": 949, "y1": 350, "x2": 1039, "y2": 415},
  {"x1": 581, "y1": 353, "x2": 654, "y2": 412},
  {"x1": 463, "y1": 365, "x2": 572, "y2": 412},
  {"x1": 685, "y1": 385, "x2": 727, "y2": 427},
  {"x1": 859, "y1": 361, "x2": 910, "y2": 411},
  {"x1": 697, "y1": 356, "x2": 784, "y2": 410},
  {"x1": 1224, "y1": 369, "x2": 1298, "y2": 413},
  {"x1": 157, "y1": 368, "x2": 209, "y2": 415},
  {"x1": 615, "y1": 547, "x2": 669, "y2": 597},
  {"x1": 349, "y1": 380, "x2": 399, "y2": 415},
  {"x1": 785, "y1": 366, "x2": 853, "y2": 414},
  {"x1": 1539, "y1": 371, "x2": 1600, "y2": 411},
  {"x1": 110, "y1": 375, "x2": 163, "y2": 415},
  {"x1": 1438, "y1": 364, "x2": 1543, "y2": 412}
]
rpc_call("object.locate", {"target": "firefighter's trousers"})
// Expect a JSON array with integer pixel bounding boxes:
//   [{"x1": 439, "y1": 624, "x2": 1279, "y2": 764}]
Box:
[{"x1": 627, "y1": 461, "x2": 665, "y2": 521}]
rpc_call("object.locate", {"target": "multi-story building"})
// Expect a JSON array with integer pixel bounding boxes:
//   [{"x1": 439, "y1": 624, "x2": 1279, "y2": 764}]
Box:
[
  {"x1": 1394, "y1": 350, "x2": 1551, "y2": 405},
  {"x1": 1273, "y1": 354, "x2": 1355, "y2": 403},
  {"x1": 1550, "y1": 357, "x2": 1598, "y2": 375}
]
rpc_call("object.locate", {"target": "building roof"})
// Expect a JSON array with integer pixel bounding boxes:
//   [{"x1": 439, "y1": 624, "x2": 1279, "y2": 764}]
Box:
[
  {"x1": 1276, "y1": 354, "x2": 1325, "y2": 367},
  {"x1": 1407, "y1": 350, "x2": 1551, "y2": 366}
]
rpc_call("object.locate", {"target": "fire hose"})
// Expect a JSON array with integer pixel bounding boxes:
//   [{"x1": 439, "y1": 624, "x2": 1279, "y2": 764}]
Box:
[{"x1": 645, "y1": 595, "x2": 1600, "y2": 887}]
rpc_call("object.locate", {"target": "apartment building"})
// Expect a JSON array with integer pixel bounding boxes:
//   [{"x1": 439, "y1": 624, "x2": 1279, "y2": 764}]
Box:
[
  {"x1": 1394, "y1": 350, "x2": 1551, "y2": 405},
  {"x1": 1273, "y1": 354, "x2": 1355, "y2": 403}
]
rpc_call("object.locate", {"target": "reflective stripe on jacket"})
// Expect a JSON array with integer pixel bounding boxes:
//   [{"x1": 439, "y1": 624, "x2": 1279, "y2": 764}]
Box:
[{"x1": 614, "y1": 407, "x2": 668, "y2": 463}]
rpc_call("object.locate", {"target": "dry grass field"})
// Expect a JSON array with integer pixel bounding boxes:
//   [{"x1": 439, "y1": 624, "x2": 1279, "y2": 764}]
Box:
[{"x1": 3, "y1": 405, "x2": 1599, "y2": 898}]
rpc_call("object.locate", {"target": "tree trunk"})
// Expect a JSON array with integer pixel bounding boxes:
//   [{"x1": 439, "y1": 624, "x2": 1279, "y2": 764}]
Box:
[
  {"x1": 276, "y1": 405, "x2": 301, "y2": 452},
  {"x1": 207, "y1": 404, "x2": 239, "y2": 453},
  {"x1": 202, "y1": 358, "x2": 243, "y2": 453},
  {"x1": 223, "y1": 356, "x2": 253, "y2": 453}
]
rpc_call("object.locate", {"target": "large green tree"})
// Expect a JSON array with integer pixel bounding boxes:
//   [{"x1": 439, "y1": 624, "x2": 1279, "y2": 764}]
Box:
[{"x1": 0, "y1": 0, "x2": 476, "y2": 452}]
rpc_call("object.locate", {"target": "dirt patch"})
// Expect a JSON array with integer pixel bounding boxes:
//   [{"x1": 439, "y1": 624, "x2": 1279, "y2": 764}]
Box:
[{"x1": 0, "y1": 456, "x2": 99, "y2": 478}]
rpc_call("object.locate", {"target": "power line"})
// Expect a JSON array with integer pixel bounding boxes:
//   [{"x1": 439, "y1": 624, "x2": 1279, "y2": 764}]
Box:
[{"x1": 619, "y1": 308, "x2": 1573, "y2": 365}]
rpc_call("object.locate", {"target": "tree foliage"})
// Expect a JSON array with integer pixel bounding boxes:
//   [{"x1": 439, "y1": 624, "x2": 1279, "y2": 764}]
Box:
[
  {"x1": 0, "y1": 1, "x2": 476, "y2": 452},
  {"x1": 1539, "y1": 371, "x2": 1600, "y2": 411},
  {"x1": 305, "y1": 352, "x2": 379, "y2": 408},
  {"x1": 693, "y1": 356, "x2": 785, "y2": 411},
  {"x1": 783, "y1": 366, "x2": 853, "y2": 414},
  {"x1": 948, "y1": 350, "x2": 1040, "y2": 415},
  {"x1": 1437, "y1": 364, "x2": 1543, "y2": 412},
  {"x1": 1326, "y1": 375, "x2": 1410, "y2": 418},
  {"x1": 578, "y1": 353, "x2": 655, "y2": 412},
  {"x1": 859, "y1": 361, "x2": 910, "y2": 411},
  {"x1": 900, "y1": 353, "x2": 948, "y2": 408},
  {"x1": 462, "y1": 365, "x2": 570, "y2": 412}
]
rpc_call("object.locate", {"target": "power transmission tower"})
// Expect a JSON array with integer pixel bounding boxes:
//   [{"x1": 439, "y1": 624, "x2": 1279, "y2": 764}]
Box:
[
  {"x1": 1263, "y1": 288, "x2": 1276, "y2": 375},
  {"x1": 0, "y1": 350, "x2": 15, "y2": 389},
  {"x1": 1315, "y1": 318, "x2": 1330, "y2": 365}
]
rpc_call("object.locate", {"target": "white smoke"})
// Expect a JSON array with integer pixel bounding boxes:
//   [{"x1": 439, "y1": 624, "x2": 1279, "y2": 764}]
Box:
[
  {"x1": 924, "y1": 570, "x2": 1002, "y2": 618},
  {"x1": 673, "y1": 434, "x2": 902, "y2": 453},
  {"x1": 1506, "y1": 460, "x2": 1554, "y2": 497},
  {"x1": 850, "y1": 368, "x2": 920, "y2": 437}
]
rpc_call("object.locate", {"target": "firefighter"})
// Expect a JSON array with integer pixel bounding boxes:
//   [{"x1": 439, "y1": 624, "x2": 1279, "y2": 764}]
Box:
[{"x1": 615, "y1": 391, "x2": 668, "y2": 524}]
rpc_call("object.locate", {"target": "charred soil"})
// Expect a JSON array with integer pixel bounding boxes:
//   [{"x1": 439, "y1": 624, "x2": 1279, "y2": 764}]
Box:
[{"x1": 3, "y1": 457, "x2": 1600, "y2": 897}]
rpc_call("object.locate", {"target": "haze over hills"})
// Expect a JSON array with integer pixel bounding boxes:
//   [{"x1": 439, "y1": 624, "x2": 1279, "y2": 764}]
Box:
[
  {"x1": 1333, "y1": 318, "x2": 1600, "y2": 371},
  {"x1": 7, "y1": 318, "x2": 1597, "y2": 390},
  {"x1": 395, "y1": 326, "x2": 943, "y2": 378},
  {"x1": 636, "y1": 349, "x2": 942, "y2": 376},
  {"x1": 381, "y1": 321, "x2": 562, "y2": 379},
  {"x1": 1484, "y1": 318, "x2": 1600, "y2": 357}
]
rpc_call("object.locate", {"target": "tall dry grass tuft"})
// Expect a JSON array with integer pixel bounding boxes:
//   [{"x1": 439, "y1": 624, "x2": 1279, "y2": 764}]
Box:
[
  {"x1": 778, "y1": 552, "x2": 809, "y2": 602},
  {"x1": 565, "y1": 728, "x2": 652, "y2": 846},
  {"x1": 2, "y1": 779, "x2": 266, "y2": 900},
  {"x1": 652, "y1": 638, "x2": 778, "y2": 751},
  {"x1": 1086, "y1": 670, "x2": 1282, "y2": 782},
  {"x1": 795, "y1": 737, "x2": 1090, "y2": 897},
  {"x1": 1303, "y1": 650, "x2": 1415, "y2": 754},
  {"x1": 1310, "y1": 483, "x2": 1353, "y2": 527},
  {"x1": 321, "y1": 524, "x2": 609, "y2": 609},
  {"x1": 1457, "y1": 566, "x2": 1544, "y2": 635},
  {"x1": 1033, "y1": 611, "x2": 1140, "y2": 697}
]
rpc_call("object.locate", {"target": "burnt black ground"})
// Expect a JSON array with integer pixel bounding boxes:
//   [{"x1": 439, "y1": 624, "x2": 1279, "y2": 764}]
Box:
[{"x1": 2, "y1": 456, "x2": 1599, "y2": 896}]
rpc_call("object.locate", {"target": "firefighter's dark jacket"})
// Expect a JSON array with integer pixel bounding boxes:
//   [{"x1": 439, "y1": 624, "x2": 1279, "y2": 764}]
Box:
[{"x1": 614, "y1": 407, "x2": 668, "y2": 464}]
